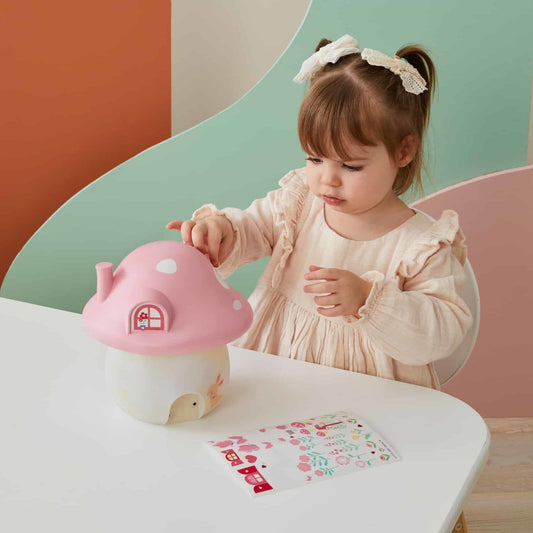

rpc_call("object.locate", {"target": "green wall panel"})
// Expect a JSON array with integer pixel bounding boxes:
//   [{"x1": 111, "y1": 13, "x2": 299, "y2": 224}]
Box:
[{"x1": 2, "y1": 0, "x2": 532, "y2": 311}]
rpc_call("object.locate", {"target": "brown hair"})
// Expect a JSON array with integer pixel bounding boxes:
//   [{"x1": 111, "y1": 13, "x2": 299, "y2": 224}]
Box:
[{"x1": 297, "y1": 38, "x2": 438, "y2": 198}]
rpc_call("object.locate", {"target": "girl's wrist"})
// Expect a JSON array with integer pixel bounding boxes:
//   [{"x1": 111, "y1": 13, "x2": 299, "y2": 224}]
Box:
[{"x1": 353, "y1": 279, "x2": 374, "y2": 319}]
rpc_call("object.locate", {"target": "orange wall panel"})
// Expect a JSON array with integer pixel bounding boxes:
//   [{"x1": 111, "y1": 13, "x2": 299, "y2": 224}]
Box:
[{"x1": 1, "y1": 1, "x2": 171, "y2": 286}]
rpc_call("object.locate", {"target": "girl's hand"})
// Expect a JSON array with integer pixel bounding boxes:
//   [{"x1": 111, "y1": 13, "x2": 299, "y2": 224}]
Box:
[
  {"x1": 303, "y1": 265, "x2": 373, "y2": 318},
  {"x1": 166, "y1": 216, "x2": 235, "y2": 268}
]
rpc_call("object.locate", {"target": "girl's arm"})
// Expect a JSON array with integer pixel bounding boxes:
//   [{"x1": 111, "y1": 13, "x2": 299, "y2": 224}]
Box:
[
  {"x1": 191, "y1": 169, "x2": 307, "y2": 279},
  {"x1": 356, "y1": 242, "x2": 474, "y2": 366},
  {"x1": 192, "y1": 194, "x2": 276, "y2": 279}
]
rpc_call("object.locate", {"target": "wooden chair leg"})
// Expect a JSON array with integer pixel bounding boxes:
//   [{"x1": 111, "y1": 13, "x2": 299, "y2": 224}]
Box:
[{"x1": 452, "y1": 511, "x2": 468, "y2": 532}]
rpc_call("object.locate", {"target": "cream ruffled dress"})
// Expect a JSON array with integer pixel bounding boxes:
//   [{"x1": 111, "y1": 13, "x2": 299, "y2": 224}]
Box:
[{"x1": 192, "y1": 167, "x2": 473, "y2": 391}]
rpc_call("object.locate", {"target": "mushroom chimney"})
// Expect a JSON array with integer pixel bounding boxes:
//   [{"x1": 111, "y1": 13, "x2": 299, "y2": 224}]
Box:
[{"x1": 96, "y1": 262, "x2": 114, "y2": 302}]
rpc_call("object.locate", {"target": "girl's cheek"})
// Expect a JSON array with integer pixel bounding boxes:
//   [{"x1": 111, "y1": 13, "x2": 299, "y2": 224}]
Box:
[{"x1": 351, "y1": 178, "x2": 375, "y2": 194}]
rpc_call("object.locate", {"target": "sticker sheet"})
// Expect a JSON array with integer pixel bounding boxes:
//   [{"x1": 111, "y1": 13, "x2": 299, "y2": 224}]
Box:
[{"x1": 205, "y1": 411, "x2": 400, "y2": 497}]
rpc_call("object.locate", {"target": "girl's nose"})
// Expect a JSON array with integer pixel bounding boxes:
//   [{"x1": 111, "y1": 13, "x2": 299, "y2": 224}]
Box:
[{"x1": 320, "y1": 168, "x2": 342, "y2": 186}]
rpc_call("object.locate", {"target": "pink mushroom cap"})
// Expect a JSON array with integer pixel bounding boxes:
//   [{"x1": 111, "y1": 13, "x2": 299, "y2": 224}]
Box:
[{"x1": 82, "y1": 241, "x2": 253, "y2": 355}]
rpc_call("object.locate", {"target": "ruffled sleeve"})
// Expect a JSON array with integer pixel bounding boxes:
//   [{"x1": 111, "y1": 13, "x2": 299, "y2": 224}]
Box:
[
  {"x1": 191, "y1": 168, "x2": 309, "y2": 281},
  {"x1": 352, "y1": 210, "x2": 474, "y2": 366}
]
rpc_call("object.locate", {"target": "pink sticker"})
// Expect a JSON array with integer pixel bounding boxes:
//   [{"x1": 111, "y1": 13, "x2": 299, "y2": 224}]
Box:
[
  {"x1": 213, "y1": 440, "x2": 234, "y2": 448},
  {"x1": 239, "y1": 444, "x2": 260, "y2": 452},
  {"x1": 297, "y1": 462, "x2": 311, "y2": 472}
]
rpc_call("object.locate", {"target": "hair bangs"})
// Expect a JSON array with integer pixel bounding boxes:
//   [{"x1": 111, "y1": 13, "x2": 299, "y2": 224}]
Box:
[{"x1": 298, "y1": 76, "x2": 383, "y2": 161}]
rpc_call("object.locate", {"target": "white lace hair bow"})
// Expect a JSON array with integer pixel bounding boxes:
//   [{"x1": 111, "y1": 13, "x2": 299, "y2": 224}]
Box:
[
  {"x1": 292, "y1": 34, "x2": 360, "y2": 83},
  {"x1": 293, "y1": 34, "x2": 428, "y2": 95},
  {"x1": 361, "y1": 48, "x2": 427, "y2": 95}
]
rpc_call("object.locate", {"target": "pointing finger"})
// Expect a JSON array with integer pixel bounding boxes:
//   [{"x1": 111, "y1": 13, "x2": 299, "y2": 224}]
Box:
[{"x1": 166, "y1": 220, "x2": 183, "y2": 230}]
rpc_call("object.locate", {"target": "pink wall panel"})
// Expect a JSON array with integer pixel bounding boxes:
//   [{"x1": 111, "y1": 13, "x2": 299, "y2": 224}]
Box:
[{"x1": 412, "y1": 166, "x2": 533, "y2": 417}]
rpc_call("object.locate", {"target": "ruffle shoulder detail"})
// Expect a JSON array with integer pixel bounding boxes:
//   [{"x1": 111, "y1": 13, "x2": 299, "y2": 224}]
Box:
[
  {"x1": 344, "y1": 210, "x2": 468, "y2": 325},
  {"x1": 395, "y1": 209, "x2": 467, "y2": 280},
  {"x1": 271, "y1": 167, "x2": 310, "y2": 287}
]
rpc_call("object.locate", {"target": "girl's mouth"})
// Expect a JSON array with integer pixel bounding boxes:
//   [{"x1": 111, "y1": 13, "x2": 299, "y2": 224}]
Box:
[{"x1": 323, "y1": 195, "x2": 344, "y2": 206}]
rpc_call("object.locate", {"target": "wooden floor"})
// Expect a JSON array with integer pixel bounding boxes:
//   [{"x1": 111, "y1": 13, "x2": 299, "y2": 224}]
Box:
[{"x1": 462, "y1": 418, "x2": 533, "y2": 532}]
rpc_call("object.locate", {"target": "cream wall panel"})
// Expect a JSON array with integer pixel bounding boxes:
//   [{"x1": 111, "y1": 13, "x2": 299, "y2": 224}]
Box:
[{"x1": 171, "y1": 0, "x2": 311, "y2": 135}]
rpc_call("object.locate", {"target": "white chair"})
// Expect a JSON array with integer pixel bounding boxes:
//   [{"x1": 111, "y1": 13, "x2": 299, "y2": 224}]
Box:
[
  {"x1": 414, "y1": 211, "x2": 480, "y2": 387},
  {"x1": 434, "y1": 257, "x2": 480, "y2": 386}
]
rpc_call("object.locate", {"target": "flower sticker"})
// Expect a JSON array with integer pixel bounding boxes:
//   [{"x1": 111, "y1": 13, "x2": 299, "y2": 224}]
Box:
[{"x1": 336, "y1": 456, "x2": 350, "y2": 466}]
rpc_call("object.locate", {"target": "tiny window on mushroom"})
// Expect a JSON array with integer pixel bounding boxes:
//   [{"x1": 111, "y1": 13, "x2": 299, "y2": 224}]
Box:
[{"x1": 131, "y1": 304, "x2": 165, "y2": 331}]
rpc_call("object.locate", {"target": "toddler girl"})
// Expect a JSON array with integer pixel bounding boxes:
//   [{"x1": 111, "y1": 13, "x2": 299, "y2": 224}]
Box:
[{"x1": 167, "y1": 34, "x2": 473, "y2": 391}]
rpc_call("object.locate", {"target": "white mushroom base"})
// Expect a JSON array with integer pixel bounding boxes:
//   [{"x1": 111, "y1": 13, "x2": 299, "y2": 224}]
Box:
[{"x1": 105, "y1": 345, "x2": 230, "y2": 424}]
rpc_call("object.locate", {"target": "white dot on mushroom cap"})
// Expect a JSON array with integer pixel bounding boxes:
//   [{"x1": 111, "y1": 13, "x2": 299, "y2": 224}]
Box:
[
  {"x1": 214, "y1": 269, "x2": 230, "y2": 289},
  {"x1": 233, "y1": 300, "x2": 242, "y2": 311},
  {"x1": 156, "y1": 258, "x2": 177, "y2": 274}
]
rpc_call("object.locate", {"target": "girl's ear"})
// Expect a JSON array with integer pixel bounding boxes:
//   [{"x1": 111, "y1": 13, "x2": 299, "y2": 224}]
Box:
[{"x1": 396, "y1": 134, "x2": 418, "y2": 168}]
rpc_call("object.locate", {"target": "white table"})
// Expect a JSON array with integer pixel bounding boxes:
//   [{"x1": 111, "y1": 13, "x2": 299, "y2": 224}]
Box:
[{"x1": 0, "y1": 297, "x2": 489, "y2": 533}]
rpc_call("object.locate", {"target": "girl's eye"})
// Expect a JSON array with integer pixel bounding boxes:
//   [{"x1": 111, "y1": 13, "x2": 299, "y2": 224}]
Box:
[
  {"x1": 343, "y1": 164, "x2": 364, "y2": 172},
  {"x1": 306, "y1": 157, "x2": 363, "y2": 172}
]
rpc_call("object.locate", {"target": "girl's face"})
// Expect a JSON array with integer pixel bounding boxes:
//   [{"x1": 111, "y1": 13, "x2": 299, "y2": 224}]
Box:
[{"x1": 305, "y1": 141, "x2": 402, "y2": 216}]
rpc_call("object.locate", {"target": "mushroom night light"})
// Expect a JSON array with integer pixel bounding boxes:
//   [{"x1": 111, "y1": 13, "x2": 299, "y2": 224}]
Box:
[{"x1": 82, "y1": 240, "x2": 253, "y2": 424}]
